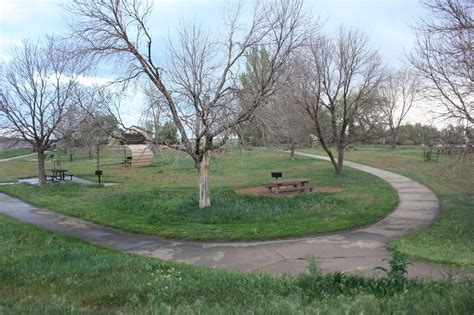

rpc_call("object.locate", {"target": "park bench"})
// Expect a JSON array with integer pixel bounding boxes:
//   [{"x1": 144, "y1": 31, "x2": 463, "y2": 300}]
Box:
[{"x1": 266, "y1": 178, "x2": 312, "y2": 194}]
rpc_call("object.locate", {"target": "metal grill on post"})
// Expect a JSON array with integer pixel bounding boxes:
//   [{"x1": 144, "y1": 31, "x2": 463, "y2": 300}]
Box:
[
  {"x1": 271, "y1": 172, "x2": 282, "y2": 180},
  {"x1": 95, "y1": 170, "x2": 103, "y2": 184}
]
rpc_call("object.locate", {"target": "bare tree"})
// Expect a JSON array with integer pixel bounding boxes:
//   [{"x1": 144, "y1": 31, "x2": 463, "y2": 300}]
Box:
[
  {"x1": 66, "y1": 0, "x2": 310, "y2": 208},
  {"x1": 409, "y1": 0, "x2": 473, "y2": 125},
  {"x1": 267, "y1": 90, "x2": 314, "y2": 160},
  {"x1": 246, "y1": 82, "x2": 313, "y2": 157},
  {"x1": 0, "y1": 37, "x2": 86, "y2": 185},
  {"x1": 77, "y1": 112, "x2": 117, "y2": 156},
  {"x1": 73, "y1": 83, "x2": 129, "y2": 139},
  {"x1": 239, "y1": 47, "x2": 313, "y2": 158},
  {"x1": 379, "y1": 69, "x2": 420, "y2": 148},
  {"x1": 56, "y1": 103, "x2": 88, "y2": 160},
  {"x1": 295, "y1": 28, "x2": 384, "y2": 175},
  {"x1": 140, "y1": 81, "x2": 172, "y2": 149}
]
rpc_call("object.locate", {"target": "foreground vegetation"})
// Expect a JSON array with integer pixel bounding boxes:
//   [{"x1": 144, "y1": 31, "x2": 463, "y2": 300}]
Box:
[
  {"x1": 302, "y1": 145, "x2": 474, "y2": 266},
  {"x1": 0, "y1": 149, "x2": 397, "y2": 240},
  {"x1": 1, "y1": 214, "x2": 472, "y2": 314}
]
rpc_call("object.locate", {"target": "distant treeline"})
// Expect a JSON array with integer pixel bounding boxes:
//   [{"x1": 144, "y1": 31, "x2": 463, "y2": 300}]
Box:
[{"x1": 383, "y1": 124, "x2": 469, "y2": 146}]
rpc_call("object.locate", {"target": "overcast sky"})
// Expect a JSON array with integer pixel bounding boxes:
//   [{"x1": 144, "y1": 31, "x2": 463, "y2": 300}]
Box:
[{"x1": 0, "y1": 0, "x2": 431, "y2": 125}]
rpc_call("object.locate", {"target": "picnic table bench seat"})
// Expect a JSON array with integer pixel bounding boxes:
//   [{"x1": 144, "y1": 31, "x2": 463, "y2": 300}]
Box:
[{"x1": 266, "y1": 178, "x2": 310, "y2": 188}]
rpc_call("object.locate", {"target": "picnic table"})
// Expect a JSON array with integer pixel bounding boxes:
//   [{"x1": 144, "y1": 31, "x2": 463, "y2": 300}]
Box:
[
  {"x1": 121, "y1": 156, "x2": 132, "y2": 167},
  {"x1": 47, "y1": 169, "x2": 73, "y2": 182},
  {"x1": 266, "y1": 178, "x2": 312, "y2": 194}
]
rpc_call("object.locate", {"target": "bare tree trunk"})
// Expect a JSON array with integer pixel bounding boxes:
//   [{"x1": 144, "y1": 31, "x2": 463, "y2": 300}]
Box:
[
  {"x1": 37, "y1": 151, "x2": 46, "y2": 186},
  {"x1": 198, "y1": 149, "x2": 212, "y2": 209},
  {"x1": 458, "y1": 134, "x2": 471, "y2": 163},
  {"x1": 391, "y1": 127, "x2": 399, "y2": 149},
  {"x1": 336, "y1": 146, "x2": 344, "y2": 176},
  {"x1": 290, "y1": 142, "x2": 295, "y2": 160},
  {"x1": 237, "y1": 132, "x2": 243, "y2": 155},
  {"x1": 314, "y1": 124, "x2": 339, "y2": 175},
  {"x1": 391, "y1": 129, "x2": 397, "y2": 149}
]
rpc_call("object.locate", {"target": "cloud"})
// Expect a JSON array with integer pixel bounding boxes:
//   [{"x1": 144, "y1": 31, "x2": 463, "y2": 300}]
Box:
[
  {"x1": 0, "y1": 0, "x2": 27, "y2": 23},
  {"x1": 76, "y1": 75, "x2": 113, "y2": 87},
  {"x1": 0, "y1": 0, "x2": 58, "y2": 23},
  {"x1": 0, "y1": 35, "x2": 22, "y2": 62},
  {"x1": 42, "y1": 74, "x2": 112, "y2": 88}
]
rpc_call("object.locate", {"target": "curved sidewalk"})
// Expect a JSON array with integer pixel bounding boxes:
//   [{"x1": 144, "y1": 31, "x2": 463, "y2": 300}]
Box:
[
  {"x1": 0, "y1": 152, "x2": 461, "y2": 279},
  {"x1": 0, "y1": 153, "x2": 36, "y2": 162}
]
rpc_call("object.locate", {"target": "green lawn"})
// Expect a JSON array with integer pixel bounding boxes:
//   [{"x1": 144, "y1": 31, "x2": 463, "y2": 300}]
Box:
[
  {"x1": 0, "y1": 148, "x2": 397, "y2": 240},
  {"x1": 301, "y1": 146, "x2": 474, "y2": 267},
  {"x1": 0, "y1": 147, "x2": 33, "y2": 159},
  {"x1": 1, "y1": 214, "x2": 472, "y2": 314}
]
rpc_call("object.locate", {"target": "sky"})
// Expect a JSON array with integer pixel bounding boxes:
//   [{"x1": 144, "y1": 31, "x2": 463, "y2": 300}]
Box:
[{"x1": 0, "y1": 0, "x2": 430, "y2": 125}]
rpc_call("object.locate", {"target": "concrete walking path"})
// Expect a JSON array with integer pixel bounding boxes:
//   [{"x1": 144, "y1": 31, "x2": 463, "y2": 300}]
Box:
[
  {"x1": 0, "y1": 153, "x2": 36, "y2": 162},
  {"x1": 0, "y1": 176, "x2": 117, "y2": 186},
  {"x1": 0, "y1": 152, "x2": 465, "y2": 279}
]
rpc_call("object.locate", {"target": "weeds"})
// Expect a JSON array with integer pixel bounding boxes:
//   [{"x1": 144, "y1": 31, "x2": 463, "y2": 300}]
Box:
[{"x1": 374, "y1": 252, "x2": 413, "y2": 292}]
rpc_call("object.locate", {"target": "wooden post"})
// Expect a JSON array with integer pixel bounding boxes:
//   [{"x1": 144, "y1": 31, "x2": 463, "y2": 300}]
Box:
[{"x1": 96, "y1": 144, "x2": 100, "y2": 171}]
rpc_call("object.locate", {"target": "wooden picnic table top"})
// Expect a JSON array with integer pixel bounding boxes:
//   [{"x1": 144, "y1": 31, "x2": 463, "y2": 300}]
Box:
[{"x1": 266, "y1": 178, "x2": 311, "y2": 186}]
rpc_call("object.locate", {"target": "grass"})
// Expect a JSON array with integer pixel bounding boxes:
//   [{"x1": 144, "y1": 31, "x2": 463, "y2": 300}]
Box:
[
  {"x1": 0, "y1": 148, "x2": 397, "y2": 240},
  {"x1": 0, "y1": 147, "x2": 33, "y2": 159},
  {"x1": 1, "y1": 214, "x2": 473, "y2": 314},
  {"x1": 301, "y1": 145, "x2": 474, "y2": 267}
]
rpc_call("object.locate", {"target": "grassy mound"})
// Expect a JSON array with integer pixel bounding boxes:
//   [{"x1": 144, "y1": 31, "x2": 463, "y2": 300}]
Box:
[{"x1": 0, "y1": 150, "x2": 397, "y2": 240}]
